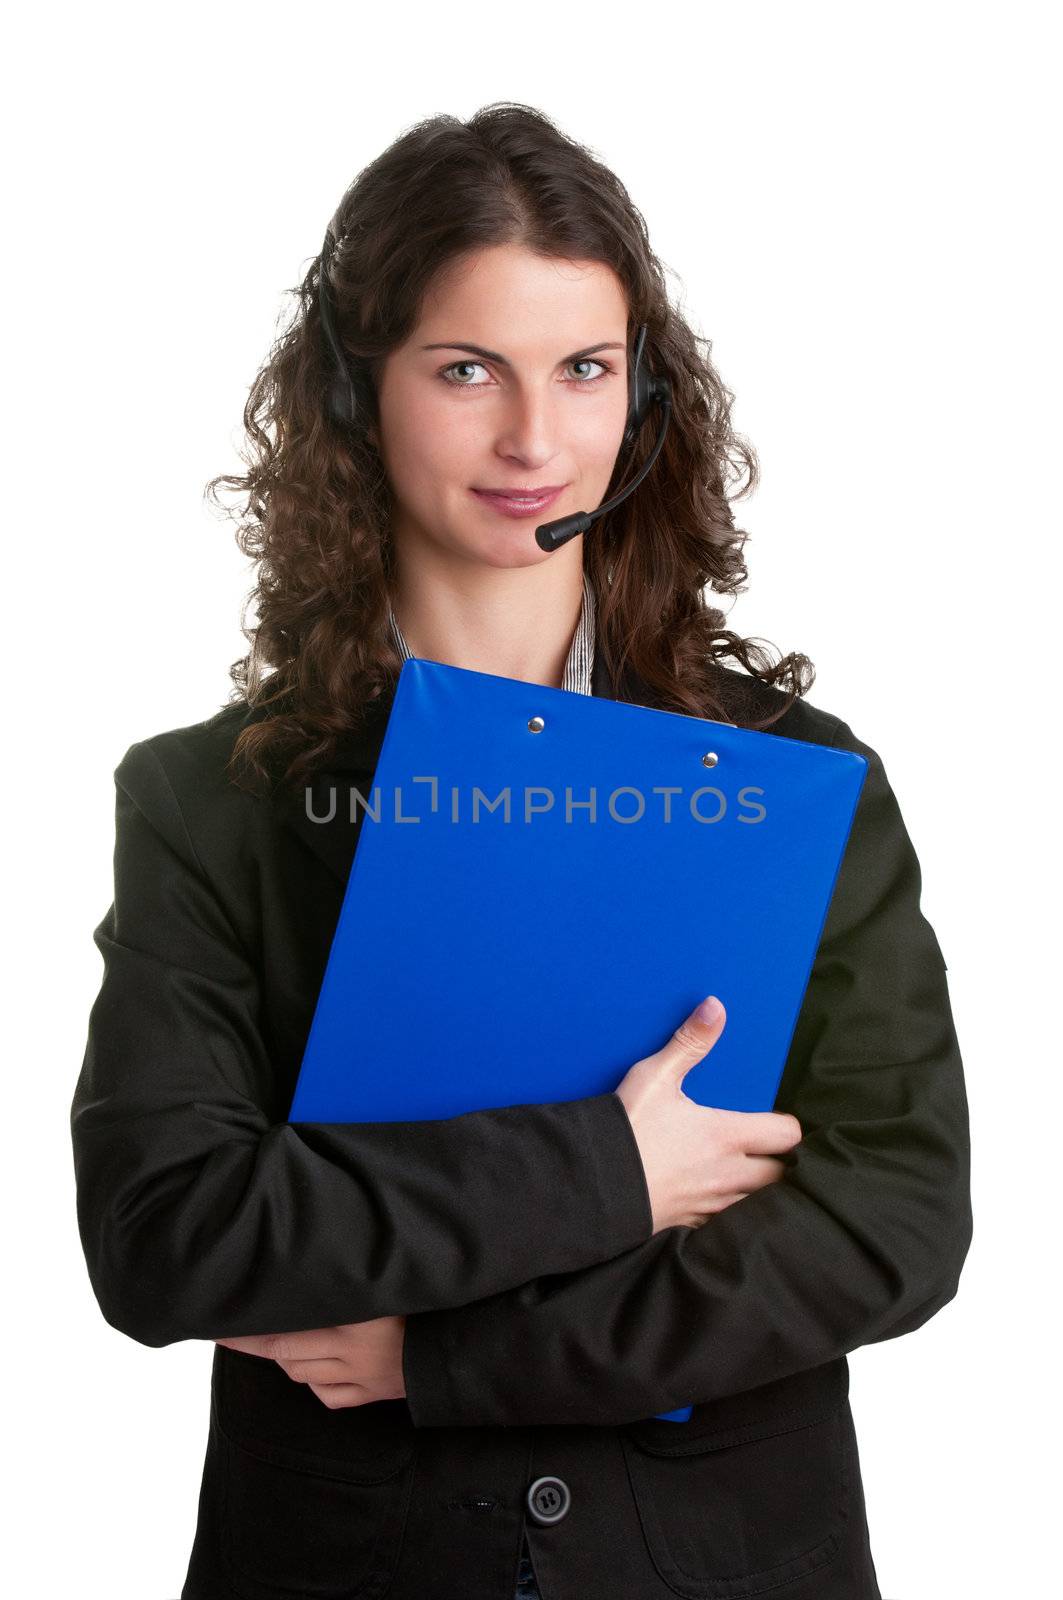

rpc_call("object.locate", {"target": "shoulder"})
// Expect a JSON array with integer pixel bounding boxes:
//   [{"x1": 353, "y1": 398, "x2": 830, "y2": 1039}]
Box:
[
  {"x1": 708, "y1": 663, "x2": 896, "y2": 821},
  {"x1": 103, "y1": 700, "x2": 285, "y2": 959},
  {"x1": 706, "y1": 667, "x2": 898, "y2": 847},
  {"x1": 702, "y1": 669, "x2": 947, "y2": 958},
  {"x1": 707, "y1": 662, "x2": 852, "y2": 750},
  {"x1": 112, "y1": 698, "x2": 276, "y2": 864},
  {"x1": 123, "y1": 697, "x2": 260, "y2": 782}
]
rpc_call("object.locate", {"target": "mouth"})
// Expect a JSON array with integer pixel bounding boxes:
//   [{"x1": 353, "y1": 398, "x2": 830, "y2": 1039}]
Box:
[{"x1": 470, "y1": 486, "x2": 566, "y2": 518}]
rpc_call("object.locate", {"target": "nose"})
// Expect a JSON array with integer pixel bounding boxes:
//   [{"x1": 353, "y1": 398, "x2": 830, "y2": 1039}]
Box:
[{"x1": 494, "y1": 386, "x2": 563, "y2": 465}]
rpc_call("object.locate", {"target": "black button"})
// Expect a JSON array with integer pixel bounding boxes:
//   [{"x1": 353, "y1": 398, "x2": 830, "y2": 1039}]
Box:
[{"x1": 526, "y1": 1475, "x2": 571, "y2": 1525}]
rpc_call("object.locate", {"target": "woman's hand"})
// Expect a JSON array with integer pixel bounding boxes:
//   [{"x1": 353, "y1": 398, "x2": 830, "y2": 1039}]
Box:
[
  {"x1": 215, "y1": 1315, "x2": 407, "y2": 1409},
  {"x1": 614, "y1": 996, "x2": 803, "y2": 1232}
]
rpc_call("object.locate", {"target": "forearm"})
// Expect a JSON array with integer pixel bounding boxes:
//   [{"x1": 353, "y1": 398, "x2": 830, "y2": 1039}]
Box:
[
  {"x1": 71, "y1": 739, "x2": 653, "y2": 1349},
  {"x1": 402, "y1": 1060, "x2": 971, "y2": 1428}
]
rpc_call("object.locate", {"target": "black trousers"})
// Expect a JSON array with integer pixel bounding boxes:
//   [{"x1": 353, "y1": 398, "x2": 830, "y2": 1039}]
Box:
[{"x1": 515, "y1": 1532, "x2": 541, "y2": 1597}]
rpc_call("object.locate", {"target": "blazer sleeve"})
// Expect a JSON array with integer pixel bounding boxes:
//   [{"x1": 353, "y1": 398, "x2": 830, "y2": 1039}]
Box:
[
  {"x1": 69, "y1": 738, "x2": 653, "y2": 1349},
  {"x1": 400, "y1": 719, "x2": 974, "y2": 1427}
]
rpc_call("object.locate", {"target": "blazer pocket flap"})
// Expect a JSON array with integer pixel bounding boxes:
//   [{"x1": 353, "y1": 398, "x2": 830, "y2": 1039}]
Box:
[
  {"x1": 214, "y1": 1345, "x2": 416, "y2": 1483},
  {"x1": 622, "y1": 1357, "x2": 849, "y2": 1456}
]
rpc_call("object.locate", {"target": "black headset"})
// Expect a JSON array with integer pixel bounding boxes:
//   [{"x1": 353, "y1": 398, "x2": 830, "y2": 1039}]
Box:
[{"x1": 317, "y1": 221, "x2": 672, "y2": 552}]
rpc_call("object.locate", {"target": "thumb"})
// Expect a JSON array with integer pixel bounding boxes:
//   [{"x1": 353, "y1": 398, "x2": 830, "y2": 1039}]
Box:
[{"x1": 655, "y1": 996, "x2": 727, "y2": 1089}]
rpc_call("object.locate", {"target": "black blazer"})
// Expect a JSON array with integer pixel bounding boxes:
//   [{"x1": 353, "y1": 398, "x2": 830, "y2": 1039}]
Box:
[{"x1": 70, "y1": 650, "x2": 972, "y2": 1600}]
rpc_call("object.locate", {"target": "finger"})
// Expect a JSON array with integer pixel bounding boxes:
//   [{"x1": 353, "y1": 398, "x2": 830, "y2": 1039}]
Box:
[
  {"x1": 722, "y1": 1109, "x2": 802, "y2": 1155},
  {"x1": 645, "y1": 997, "x2": 727, "y2": 1089},
  {"x1": 216, "y1": 1330, "x2": 338, "y2": 1362},
  {"x1": 214, "y1": 1336, "x2": 271, "y2": 1356},
  {"x1": 308, "y1": 1382, "x2": 368, "y2": 1410},
  {"x1": 737, "y1": 1154, "x2": 788, "y2": 1188},
  {"x1": 278, "y1": 1358, "x2": 355, "y2": 1385},
  {"x1": 686, "y1": 1192, "x2": 748, "y2": 1225}
]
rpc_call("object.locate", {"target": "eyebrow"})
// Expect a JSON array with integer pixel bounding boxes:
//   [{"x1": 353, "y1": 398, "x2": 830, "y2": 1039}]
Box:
[{"x1": 420, "y1": 341, "x2": 626, "y2": 366}]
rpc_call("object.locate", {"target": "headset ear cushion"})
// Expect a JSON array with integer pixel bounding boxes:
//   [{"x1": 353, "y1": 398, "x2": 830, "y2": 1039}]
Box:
[
  {"x1": 623, "y1": 324, "x2": 653, "y2": 449},
  {"x1": 325, "y1": 373, "x2": 356, "y2": 427}
]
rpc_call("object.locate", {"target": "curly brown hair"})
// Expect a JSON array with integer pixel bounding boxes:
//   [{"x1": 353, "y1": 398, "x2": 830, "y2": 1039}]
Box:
[{"x1": 205, "y1": 101, "x2": 814, "y2": 801}]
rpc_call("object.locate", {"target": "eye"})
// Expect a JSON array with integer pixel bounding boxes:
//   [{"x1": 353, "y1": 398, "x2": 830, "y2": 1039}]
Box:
[
  {"x1": 564, "y1": 358, "x2": 611, "y2": 384},
  {"x1": 437, "y1": 357, "x2": 613, "y2": 390},
  {"x1": 439, "y1": 359, "x2": 491, "y2": 387}
]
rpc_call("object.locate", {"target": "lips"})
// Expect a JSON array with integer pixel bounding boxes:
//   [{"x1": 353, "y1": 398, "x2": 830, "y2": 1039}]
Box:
[
  {"x1": 470, "y1": 486, "x2": 565, "y2": 519},
  {"x1": 474, "y1": 487, "x2": 566, "y2": 497}
]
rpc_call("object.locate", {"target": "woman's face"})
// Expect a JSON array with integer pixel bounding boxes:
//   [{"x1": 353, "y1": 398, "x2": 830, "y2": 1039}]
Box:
[{"x1": 371, "y1": 243, "x2": 631, "y2": 572}]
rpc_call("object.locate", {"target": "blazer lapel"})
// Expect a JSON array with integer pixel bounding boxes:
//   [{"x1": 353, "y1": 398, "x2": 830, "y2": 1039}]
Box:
[{"x1": 275, "y1": 691, "x2": 394, "y2": 887}]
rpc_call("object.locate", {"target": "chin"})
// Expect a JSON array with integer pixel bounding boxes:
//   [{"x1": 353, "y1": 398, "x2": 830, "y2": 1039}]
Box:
[
  {"x1": 436, "y1": 525, "x2": 553, "y2": 570},
  {"x1": 473, "y1": 544, "x2": 552, "y2": 571}
]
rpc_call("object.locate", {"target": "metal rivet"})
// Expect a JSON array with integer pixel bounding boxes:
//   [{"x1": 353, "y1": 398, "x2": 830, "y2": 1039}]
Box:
[
  {"x1": 528, "y1": 716, "x2": 545, "y2": 733},
  {"x1": 702, "y1": 751, "x2": 719, "y2": 767}
]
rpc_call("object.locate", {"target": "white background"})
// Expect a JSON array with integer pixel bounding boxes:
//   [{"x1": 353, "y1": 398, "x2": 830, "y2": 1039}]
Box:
[{"x1": 6, "y1": 2, "x2": 1058, "y2": 1595}]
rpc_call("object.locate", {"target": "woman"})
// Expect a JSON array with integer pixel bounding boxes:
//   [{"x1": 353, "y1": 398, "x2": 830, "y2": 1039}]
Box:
[{"x1": 70, "y1": 103, "x2": 972, "y2": 1600}]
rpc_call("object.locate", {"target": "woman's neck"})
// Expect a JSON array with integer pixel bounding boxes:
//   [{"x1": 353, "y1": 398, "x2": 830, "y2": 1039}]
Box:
[{"x1": 387, "y1": 563, "x2": 590, "y2": 690}]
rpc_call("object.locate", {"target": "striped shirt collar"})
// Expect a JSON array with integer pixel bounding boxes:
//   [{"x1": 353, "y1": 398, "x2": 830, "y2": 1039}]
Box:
[{"x1": 386, "y1": 574, "x2": 597, "y2": 696}]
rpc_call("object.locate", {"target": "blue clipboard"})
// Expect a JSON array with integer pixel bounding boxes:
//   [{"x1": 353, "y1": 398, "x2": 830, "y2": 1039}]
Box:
[{"x1": 289, "y1": 658, "x2": 868, "y2": 1423}]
